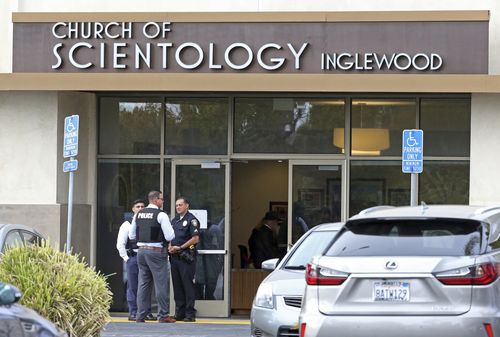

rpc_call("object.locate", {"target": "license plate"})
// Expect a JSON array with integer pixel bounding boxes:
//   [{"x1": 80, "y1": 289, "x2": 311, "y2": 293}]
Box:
[{"x1": 373, "y1": 281, "x2": 410, "y2": 302}]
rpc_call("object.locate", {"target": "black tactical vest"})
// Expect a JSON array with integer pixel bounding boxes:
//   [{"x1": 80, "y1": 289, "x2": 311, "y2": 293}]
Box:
[{"x1": 136, "y1": 208, "x2": 166, "y2": 244}]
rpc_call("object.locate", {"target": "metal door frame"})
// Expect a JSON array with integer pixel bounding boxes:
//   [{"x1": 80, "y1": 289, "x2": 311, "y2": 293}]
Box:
[
  {"x1": 288, "y1": 159, "x2": 347, "y2": 245},
  {"x1": 171, "y1": 158, "x2": 231, "y2": 317}
]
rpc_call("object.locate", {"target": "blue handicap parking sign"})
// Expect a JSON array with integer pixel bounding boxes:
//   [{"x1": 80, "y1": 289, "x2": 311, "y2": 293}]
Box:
[
  {"x1": 63, "y1": 115, "x2": 79, "y2": 158},
  {"x1": 63, "y1": 159, "x2": 78, "y2": 173},
  {"x1": 402, "y1": 129, "x2": 423, "y2": 173}
]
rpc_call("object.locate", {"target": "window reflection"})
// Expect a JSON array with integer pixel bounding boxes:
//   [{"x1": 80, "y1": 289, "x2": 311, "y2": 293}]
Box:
[
  {"x1": 96, "y1": 159, "x2": 162, "y2": 311},
  {"x1": 196, "y1": 254, "x2": 224, "y2": 300},
  {"x1": 350, "y1": 161, "x2": 410, "y2": 216},
  {"x1": 165, "y1": 98, "x2": 228, "y2": 155},
  {"x1": 99, "y1": 98, "x2": 162, "y2": 154},
  {"x1": 292, "y1": 165, "x2": 342, "y2": 243},
  {"x1": 176, "y1": 165, "x2": 226, "y2": 300},
  {"x1": 420, "y1": 161, "x2": 469, "y2": 204},
  {"x1": 234, "y1": 98, "x2": 344, "y2": 153},
  {"x1": 421, "y1": 99, "x2": 471, "y2": 157}
]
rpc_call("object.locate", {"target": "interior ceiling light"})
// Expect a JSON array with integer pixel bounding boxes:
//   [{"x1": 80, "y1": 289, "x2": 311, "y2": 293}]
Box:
[{"x1": 333, "y1": 128, "x2": 390, "y2": 156}]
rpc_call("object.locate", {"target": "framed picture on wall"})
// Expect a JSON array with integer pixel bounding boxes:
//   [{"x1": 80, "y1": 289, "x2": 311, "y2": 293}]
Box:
[
  {"x1": 350, "y1": 179, "x2": 385, "y2": 214},
  {"x1": 298, "y1": 189, "x2": 324, "y2": 211},
  {"x1": 389, "y1": 188, "x2": 410, "y2": 206},
  {"x1": 269, "y1": 201, "x2": 288, "y2": 222}
]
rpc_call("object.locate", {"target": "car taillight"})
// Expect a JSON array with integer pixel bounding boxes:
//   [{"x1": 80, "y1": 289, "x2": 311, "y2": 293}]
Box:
[
  {"x1": 484, "y1": 323, "x2": 494, "y2": 337},
  {"x1": 306, "y1": 263, "x2": 349, "y2": 285},
  {"x1": 300, "y1": 323, "x2": 306, "y2": 337},
  {"x1": 435, "y1": 263, "x2": 498, "y2": 285}
]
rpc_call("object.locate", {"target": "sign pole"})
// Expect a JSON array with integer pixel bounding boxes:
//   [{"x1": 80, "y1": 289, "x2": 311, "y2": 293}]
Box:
[
  {"x1": 66, "y1": 159, "x2": 74, "y2": 253},
  {"x1": 63, "y1": 115, "x2": 79, "y2": 254},
  {"x1": 402, "y1": 129, "x2": 423, "y2": 207},
  {"x1": 410, "y1": 173, "x2": 418, "y2": 206}
]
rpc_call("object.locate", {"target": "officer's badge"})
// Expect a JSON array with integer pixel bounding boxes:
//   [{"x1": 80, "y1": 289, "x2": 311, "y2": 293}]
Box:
[
  {"x1": 182, "y1": 220, "x2": 188, "y2": 227},
  {"x1": 191, "y1": 219, "x2": 199, "y2": 227}
]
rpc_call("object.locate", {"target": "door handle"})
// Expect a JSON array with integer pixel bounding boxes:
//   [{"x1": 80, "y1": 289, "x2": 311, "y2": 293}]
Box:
[{"x1": 197, "y1": 250, "x2": 227, "y2": 255}]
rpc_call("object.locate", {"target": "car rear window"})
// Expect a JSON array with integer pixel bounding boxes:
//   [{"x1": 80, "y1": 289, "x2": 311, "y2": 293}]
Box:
[{"x1": 325, "y1": 219, "x2": 483, "y2": 257}]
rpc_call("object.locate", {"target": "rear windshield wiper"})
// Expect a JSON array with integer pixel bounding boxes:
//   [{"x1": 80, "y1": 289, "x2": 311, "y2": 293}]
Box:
[{"x1": 284, "y1": 265, "x2": 306, "y2": 270}]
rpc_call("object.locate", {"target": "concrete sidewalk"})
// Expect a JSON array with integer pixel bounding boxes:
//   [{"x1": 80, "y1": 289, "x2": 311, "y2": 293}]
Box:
[
  {"x1": 103, "y1": 316, "x2": 251, "y2": 337},
  {"x1": 109, "y1": 315, "x2": 250, "y2": 325}
]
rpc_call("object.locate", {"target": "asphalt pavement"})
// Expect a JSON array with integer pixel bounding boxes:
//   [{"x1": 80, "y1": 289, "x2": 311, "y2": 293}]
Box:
[{"x1": 102, "y1": 317, "x2": 251, "y2": 337}]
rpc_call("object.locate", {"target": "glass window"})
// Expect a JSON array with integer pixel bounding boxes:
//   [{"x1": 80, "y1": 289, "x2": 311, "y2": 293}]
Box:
[
  {"x1": 21, "y1": 231, "x2": 42, "y2": 247},
  {"x1": 3, "y1": 231, "x2": 23, "y2": 251},
  {"x1": 175, "y1": 165, "x2": 225, "y2": 247},
  {"x1": 350, "y1": 161, "x2": 410, "y2": 216},
  {"x1": 234, "y1": 98, "x2": 345, "y2": 153},
  {"x1": 165, "y1": 98, "x2": 228, "y2": 155},
  {"x1": 420, "y1": 98, "x2": 470, "y2": 157},
  {"x1": 99, "y1": 97, "x2": 162, "y2": 155},
  {"x1": 284, "y1": 230, "x2": 339, "y2": 269},
  {"x1": 292, "y1": 165, "x2": 342, "y2": 243},
  {"x1": 96, "y1": 159, "x2": 162, "y2": 311},
  {"x1": 420, "y1": 161, "x2": 469, "y2": 204},
  {"x1": 175, "y1": 165, "x2": 226, "y2": 301},
  {"x1": 326, "y1": 219, "x2": 482, "y2": 257},
  {"x1": 351, "y1": 99, "x2": 415, "y2": 156}
]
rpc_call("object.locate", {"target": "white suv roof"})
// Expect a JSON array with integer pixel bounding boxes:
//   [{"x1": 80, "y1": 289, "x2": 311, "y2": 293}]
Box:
[
  {"x1": 351, "y1": 205, "x2": 500, "y2": 221},
  {"x1": 350, "y1": 205, "x2": 500, "y2": 244}
]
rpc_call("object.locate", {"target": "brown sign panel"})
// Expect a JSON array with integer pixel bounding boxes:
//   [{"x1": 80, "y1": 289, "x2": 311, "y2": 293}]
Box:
[{"x1": 13, "y1": 21, "x2": 488, "y2": 74}]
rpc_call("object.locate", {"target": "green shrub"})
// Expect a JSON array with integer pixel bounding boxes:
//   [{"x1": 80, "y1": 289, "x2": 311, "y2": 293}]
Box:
[{"x1": 0, "y1": 242, "x2": 112, "y2": 337}]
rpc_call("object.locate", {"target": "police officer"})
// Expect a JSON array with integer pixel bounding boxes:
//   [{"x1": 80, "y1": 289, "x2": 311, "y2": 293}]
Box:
[
  {"x1": 116, "y1": 199, "x2": 154, "y2": 321},
  {"x1": 129, "y1": 190, "x2": 176, "y2": 323},
  {"x1": 168, "y1": 197, "x2": 200, "y2": 322}
]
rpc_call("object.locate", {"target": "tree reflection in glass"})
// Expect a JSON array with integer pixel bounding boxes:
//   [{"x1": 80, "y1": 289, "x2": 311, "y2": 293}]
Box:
[
  {"x1": 165, "y1": 98, "x2": 228, "y2": 155},
  {"x1": 99, "y1": 98, "x2": 162, "y2": 155},
  {"x1": 234, "y1": 98, "x2": 344, "y2": 154}
]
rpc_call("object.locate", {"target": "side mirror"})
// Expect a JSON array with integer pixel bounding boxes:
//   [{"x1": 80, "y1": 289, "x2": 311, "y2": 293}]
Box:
[
  {"x1": 0, "y1": 283, "x2": 22, "y2": 306},
  {"x1": 261, "y1": 258, "x2": 279, "y2": 271}
]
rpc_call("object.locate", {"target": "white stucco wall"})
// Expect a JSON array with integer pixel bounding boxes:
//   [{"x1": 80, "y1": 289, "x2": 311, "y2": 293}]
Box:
[
  {"x1": 0, "y1": 91, "x2": 58, "y2": 204},
  {"x1": 470, "y1": 94, "x2": 500, "y2": 205},
  {"x1": 0, "y1": 0, "x2": 17, "y2": 73}
]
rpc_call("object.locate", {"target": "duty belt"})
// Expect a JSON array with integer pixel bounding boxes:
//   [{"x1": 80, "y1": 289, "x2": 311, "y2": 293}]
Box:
[{"x1": 138, "y1": 246, "x2": 165, "y2": 252}]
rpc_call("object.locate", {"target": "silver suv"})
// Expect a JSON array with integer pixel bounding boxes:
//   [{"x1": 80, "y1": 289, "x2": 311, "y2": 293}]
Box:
[{"x1": 299, "y1": 205, "x2": 500, "y2": 337}]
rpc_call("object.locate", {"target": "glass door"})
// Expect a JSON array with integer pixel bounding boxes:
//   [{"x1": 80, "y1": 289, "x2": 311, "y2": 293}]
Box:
[
  {"x1": 171, "y1": 159, "x2": 230, "y2": 317},
  {"x1": 288, "y1": 160, "x2": 346, "y2": 244}
]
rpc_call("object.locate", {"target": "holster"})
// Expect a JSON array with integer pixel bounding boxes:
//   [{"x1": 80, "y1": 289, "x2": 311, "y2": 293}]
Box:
[{"x1": 179, "y1": 248, "x2": 196, "y2": 264}]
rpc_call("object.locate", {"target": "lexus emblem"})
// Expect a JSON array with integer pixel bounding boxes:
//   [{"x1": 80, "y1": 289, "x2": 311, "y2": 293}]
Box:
[{"x1": 385, "y1": 261, "x2": 398, "y2": 270}]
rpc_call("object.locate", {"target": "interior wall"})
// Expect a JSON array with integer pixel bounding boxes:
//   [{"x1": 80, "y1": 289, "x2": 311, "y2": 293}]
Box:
[{"x1": 231, "y1": 160, "x2": 288, "y2": 269}]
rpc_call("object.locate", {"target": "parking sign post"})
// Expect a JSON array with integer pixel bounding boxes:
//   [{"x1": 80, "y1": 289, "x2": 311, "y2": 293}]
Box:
[
  {"x1": 63, "y1": 115, "x2": 79, "y2": 253},
  {"x1": 402, "y1": 129, "x2": 423, "y2": 206}
]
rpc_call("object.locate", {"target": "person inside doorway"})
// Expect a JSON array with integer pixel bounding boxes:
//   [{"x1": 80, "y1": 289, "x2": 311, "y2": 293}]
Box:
[{"x1": 248, "y1": 211, "x2": 282, "y2": 269}]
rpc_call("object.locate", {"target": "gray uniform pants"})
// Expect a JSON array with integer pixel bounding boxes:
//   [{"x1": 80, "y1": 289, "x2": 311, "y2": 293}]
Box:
[{"x1": 136, "y1": 248, "x2": 171, "y2": 320}]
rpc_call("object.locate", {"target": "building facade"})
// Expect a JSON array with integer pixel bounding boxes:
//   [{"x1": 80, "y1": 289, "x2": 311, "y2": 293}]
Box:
[{"x1": 2, "y1": 0, "x2": 500, "y2": 316}]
